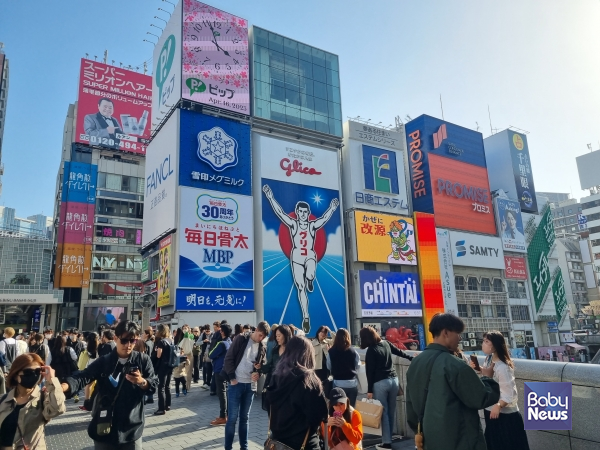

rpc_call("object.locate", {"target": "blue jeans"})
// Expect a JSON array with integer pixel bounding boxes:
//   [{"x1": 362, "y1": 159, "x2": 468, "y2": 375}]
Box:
[
  {"x1": 225, "y1": 382, "x2": 255, "y2": 450},
  {"x1": 373, "y1": 377, "x2": 399, "y2": 444}
]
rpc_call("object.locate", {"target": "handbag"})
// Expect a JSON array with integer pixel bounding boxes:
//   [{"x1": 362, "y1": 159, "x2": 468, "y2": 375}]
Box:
[
  {"x1": 355, "y1": 399, "x2": 383, "y2": 429},
  {"x1": 330, "y1": 427, "x2": 353, "y2": 450},
  {"x1": 264, "y1": 407, "x2": 309, "y2": 450},
  {"x1": 414, "y1": 351, "x2": 443, "y2": 450}
]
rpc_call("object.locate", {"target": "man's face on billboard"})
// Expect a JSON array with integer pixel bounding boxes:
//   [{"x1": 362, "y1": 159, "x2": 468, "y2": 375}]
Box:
[
  {"x1": 297, "y1": 207, "x2": 309, "y2": 222},
  {"x1": 98, "y1": 100, "x2": 114, "y2": 117}
]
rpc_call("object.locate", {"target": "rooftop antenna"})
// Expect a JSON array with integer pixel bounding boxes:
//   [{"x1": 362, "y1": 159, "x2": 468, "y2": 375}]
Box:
[
  {"x1": 147, "y1": 32, "x2": 161, "y2": 40},
  {"x1": 475, "y1": 121, "x2": 479, "y2": 132},
  {"x1": 143, "y1": 39, "x2": 156, "y2": 46},
  {"x1": 487, "y1": 105, "x2": 494, "y2": 135},
  {"x1": 162, "y1": 0, "x2": 176, "y2": 6},
  {"x1": 85, "y1": 53, "x2": 89, "y2": 59},
  {"x1": 439, "y1": 94, "x2": 445, "y2": 120},
  {"x1": 143, "y1": 61, "x2": 148, "y2": 74},
  {"x1": 150, "y1": 24, "x2": 164, "y2": 32},
  {"x1": 112, "y1": 60, "x2": 115, "y2": 65},
  {"x1": 158, "y1": 7, "x2": 171, "y2": 16},
  {"x1": 405, "y1": 115, "x2": 412, "y2": 122},
  {"x1": 154, "y1": 15, "x2": 168, "y2": 25},
  {"x1": 94, "y1": 55, "x2": 98, "y2": 61},
  {"x1": 103, "y1": 50, "x2": 108, "y2": 64},
  {"x1": 588, "y1": 144, "x2": 593, "y2": 153}
]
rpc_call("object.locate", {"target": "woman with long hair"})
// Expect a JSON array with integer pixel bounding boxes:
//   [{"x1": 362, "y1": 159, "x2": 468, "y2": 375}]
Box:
[
  {"x1": 50, "y1": 335, "x2": 77, "y2": 382},
  {"x1": 321, "y1": 387, "x2": 363, "y2": 450},
  {"x1": 0, "y1": 353, "x2": 65, "y2": 449},
  {"x1": 478, "y1": 330, "x2": 530, "y2": 450},
  {"x1": 261, "y1": 324, "x2": 291, "y2": 390},
  {"x1": 265, "y1": 324, "x2": 279, "y2": 361},
  {"x1": 173, "y1": 328, "x2": 184, "y2": 346},
  {"x1": 265, "y1": 336, "x2": 328, "y2": 450},
  {"x1": 233, "y1": 324, "x2": 243, "y2": 341},
  {"x1": 360, "y1": 326, "x2": 412, "y2": 450},
  {"x1": 326, "y1": 328, "x2": 360, "y2": 407},
  {"x1": 152, "y1": 324, "x2": 173, "y2": 415},
  {"x1": 311, "y1": 325, "x2": 332, "y2": 390},
  {"x1": 77, "y1": 332, "x2": 100, "y2": 411}
]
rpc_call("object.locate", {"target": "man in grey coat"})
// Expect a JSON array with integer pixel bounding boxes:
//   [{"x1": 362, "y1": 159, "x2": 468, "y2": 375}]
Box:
[{"x1": 84, "y1": 97, "x2": 122, "y2": 149}]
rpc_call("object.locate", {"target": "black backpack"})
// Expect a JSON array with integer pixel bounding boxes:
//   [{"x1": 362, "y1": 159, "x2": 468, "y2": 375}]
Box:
[
  {"x1": 4, "y1": 343, "x2": 16, "y2": 370},
  {"x1": 163, "y1": 339, "x2": 179, "y2": 369}
]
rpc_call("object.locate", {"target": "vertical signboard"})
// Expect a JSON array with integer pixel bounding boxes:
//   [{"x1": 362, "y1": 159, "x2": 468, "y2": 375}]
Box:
[
  {"x1": 179, "y1": 109, "x2": 251, "y2": 195},
  {"x1": 354, "y1": 212, "x2": 416, "y2": 265},
  {"x1": 258, "y1": 134, "x2": 346, "y2": 334},
  {"x1": 76, "y1": 59, "x2": 151, "y2": 154},
  {"x1": 182, "y1": 1, "x2": 250, "y2": 114},
  {"x1": 157, "y1": 235, "x2": 172, "y2": 307},
  {"x1": 179, "y1": 186, "x2": 253, "y2": 289},
  {"x1": 495, "y1": 198, "x2": 526, "y2": 253},
  {"x1": 508, "y1": 130, "x2": 538, "y2": 214},
  {"x1": 552, "y1": 270, "x2": 568, "y2": 321},
  {"x1": 504, "y1": 256, "x2": 528, "y2": 280},
  {"x1": 414, "y1": 212, "x2": 445, "y2": 343},
  {"x1": 527, "y1": 206, "x2": 556, "y2": 312},
  {"x1": 436, "y1": 229, "x2": 458, "y2": 316},
  {"x1": 152, "y1": 0, "x2": 182, "y2": 127},
  {"x1": 142, "y1": 110, "x2": 178, "y2": 247},
  {"x1": 358, "y1": 270, "x2": 422, "y2": 317}
]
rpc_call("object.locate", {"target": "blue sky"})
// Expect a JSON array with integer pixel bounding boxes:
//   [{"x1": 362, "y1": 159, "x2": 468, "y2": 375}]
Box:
[{"x1": 2, "y1": 0, "x2": 600, "y2": 217}]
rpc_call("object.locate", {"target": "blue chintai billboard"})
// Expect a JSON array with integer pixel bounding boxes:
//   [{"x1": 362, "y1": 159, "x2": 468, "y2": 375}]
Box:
[{"x1": 359, "y1": 270, "x2": 422, "y2": 318}]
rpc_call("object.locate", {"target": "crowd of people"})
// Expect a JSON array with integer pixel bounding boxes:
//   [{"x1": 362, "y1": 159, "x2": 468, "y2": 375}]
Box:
[{"x1": 0, "y1": 313, "x2": 530, "y2": 450}]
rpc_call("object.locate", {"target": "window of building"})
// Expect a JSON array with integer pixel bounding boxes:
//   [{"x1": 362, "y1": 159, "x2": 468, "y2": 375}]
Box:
[
  {"x1": 389, "y1": 265, "x2": 403, "y2": 273},
  {"x1": 558, "y1": 212, "x2": 563, "y2": 217},
  {"x1": 570, "y1": 218, "x2": 575, "y2": 224},
  {"x1": 457, "y1": 304, "x2": 468, "y2": 318},
  {"x1": 493, "y1": 279, "x2": 504, "y2": 292},
  {"x1": 470, "y1": 304, "x2": 482, "y2": 317},
  {"x1": 507, "y1": 280, "x2": 526, "y2": 298},
  {"x1": 579, "y1": 207, "x2": 583, "y2": 212},
  {"x1": 511, "y1": 305, "x2": 531, "y2": 321},
  {"x1": 96, "y1": 199, "x2": 143, "y2": 219},
  {"x1": 455, "y1": 276, "x2": 465, "y2": 291},
  {"x1": 467, "y1": 277, "x2": 478, "y2": 291},
  {"x1": 568, "y1": 209, "x2": 573, "y2": 214},
  {"x1": 496, "y1": 305, "x2": 507, "y2": 318},
  {"x1": 480, "y1": 278, "x2": 491, "y2": 292},
  {"x1": 482, "y1": 305, "x2": 494, "y2": 317},
  {"x1": 364, "y1": 263, "x2": 376, "y2": 271}
]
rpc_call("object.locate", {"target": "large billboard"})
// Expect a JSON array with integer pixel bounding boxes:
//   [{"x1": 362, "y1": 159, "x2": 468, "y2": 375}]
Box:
[
  {"x1": 182, "y1": 1, "x2": 250, "y2": 114},
  {"x1": 428, "y1": 154, "x2": 496, "y2": 234},
  {"x1": 179, "y1": 109, "x2": 251, "y2": 195},
  {"x1": 142, "y1": 110, "x2": 178, "y2": 247},
  {"x1": 508, "y1": 131, "x2": 537, "y2": 213},
  {"x1": 577, "y1": 150, "x2": 600, "y2": 190},
  {"x1": 152, "y1": 0, "x2": 183, "y2": 127},
  {"x1": 354, "y1": 212, "x2": 416, "y2": 265},
  {"x1": 57, "y1": 202, "x2": 95, "y2": 245},
  {"x1": 179, "y1": 187, "x2": 253, "y2": 289},
  {"x1": 61, "y1": 162, "x2": 98, "y2": 204},
  {"x1": 527, "y1": 206, "x2": 556, "y2": 312},
  {"x1": 341, "y1": 121, "x2": 409, "y2": 214},
  {"x1": 54, "y1": 243, "x2": 92, "y2": 288},
  {"x1": 449, "y1": 230, "x2": 504, "y2": 269},
  {"x1": 76, "y1": 59, "x2": 151, "y2": 154},
  {"x1": 258, "y1": 134, "x2": 346, "y2": 334},
  {"x1": 495, "y1": 198, "x2": 526, "y2": 253},
  {"x1": 358, "y1": 270, "x2": 422, "y2": 317},
  {"x1": 157, "y1": 235, "x2": 172, "y2": 307},
  {"x1": 436, "y1": 229, "x2": 458, "y2": 316},
  {"x1": 504, "y1": 256, "x2": 527, "y2": 280},
  {"x1": 552, "y1": 271, "x2": 568, "y2": 321},
  {"x1": 175, "y1": 289, "x2": 254, "y2": 311}
]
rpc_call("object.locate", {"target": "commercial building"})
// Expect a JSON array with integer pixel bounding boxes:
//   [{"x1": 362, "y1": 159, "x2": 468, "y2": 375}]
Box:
[
  {"x1": 0, "y1": 44, "x2": 8, "y2": 193},
  {"x1": 0, "y1": 207, "x2": 51, "y2": 238},
  {"x1": 51, "y1": 59, "x2": 150, "y2": 331}
]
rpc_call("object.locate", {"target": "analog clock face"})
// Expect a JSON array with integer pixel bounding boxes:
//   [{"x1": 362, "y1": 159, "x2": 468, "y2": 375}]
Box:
[{"x1": 182, "y1": 1, "x2": 250, "y2": 114}]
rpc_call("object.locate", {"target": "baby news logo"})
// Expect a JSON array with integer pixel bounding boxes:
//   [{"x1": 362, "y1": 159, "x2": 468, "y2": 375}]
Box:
[{"x1": 524, "y1": 382, "x2": 571, "y2": 430}]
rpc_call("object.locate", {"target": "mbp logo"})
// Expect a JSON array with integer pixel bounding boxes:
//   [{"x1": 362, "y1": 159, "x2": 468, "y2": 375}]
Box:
[
  {"x1": 455, "y1": 240, "x2": 466, "y2": 257},
  {"x1": 525, "y1": 382, "x2": 572, "y2": 430},
  {"x1": 363, "y1": 146, "x2": 399, "y2": 194},
  {"x1": 433, "y1": 124, "x2": 447, "y2": 149}
]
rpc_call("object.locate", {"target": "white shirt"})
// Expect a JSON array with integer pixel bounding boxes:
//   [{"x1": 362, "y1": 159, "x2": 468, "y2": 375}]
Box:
[
  {"x1": 484, "y1": 358, "x2": 518, "y2": 413},
  {"x1": 235, "y1": 338, "x2": 259, "y2": 389}
]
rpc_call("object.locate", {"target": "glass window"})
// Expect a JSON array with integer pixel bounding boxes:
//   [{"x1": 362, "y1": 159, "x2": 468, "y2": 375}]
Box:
[
  {"x1": 271, "y1": 102, "x2": 285, "y2": 122},
  {"x1": 254, "y1": 27, "x2": 269, "y2": 47},
  {"x1": 254, "y1": 99, "x2": 270, "y2": 119},
  {"x1": 301, "y1": 95, "x2": 315, "y2": 111},
  {"x1": 106, "y1": 174, "x2": 121, "y2": 190},
  {"x1": 458, "y1": 304, "x2": 468, "y2": 318},
  {"x1": 285, "y1": 89, "x2": 300, "y2": 107},
  {"x1": 300, "y1": 110, "x2": 315, "y2": 130},
  {"x1": 97, "y1": 172, "x2": 106, "y2": 189},
  {"x1": 313, "y1": 81, "x2": 327, "y2": 100},
  {"x1": 327, "y1": 69, "x2": 340, "y2": 87},
  {"x1": 269, "y1": 49, "x2": 285, "y2": 71},
  {"x1": 325, "y1": 52, "x2": 339, "y2": 72},
  {"x1": 511, "y1": 305, "x2": 530, "y2": 321},
  {"x1": 568, "y1": 209, "x2": 573, "y2": 214},
  {"x1": 471, "y1": 305, "x2": 481, "y2": 318},
  {"x1": 483, "y1": 305, "x2": 494, "y2": 318},
  {"x1": 283, "y1": 37, "x2": 298, "y2": 57},
  {"x1": 480, "y1": 278, "x2": 491, "y2": 292},
  {"x1": 329, "y1": 102, "x2": 342, "y2": 120},
  {"x1": 468, "y1": 277, "x2": 478, "y2": 291},
  {"x1": 285, "y1": 71, "x2": 300, "y2": 88},
  {"x1": 312, "y1": 48, "x2": 326, "y2": 67},
  {"x1": 493, "y1": 279, "x2": 504, "y2": 292},
  {"x1": 455, "y1": 276, "x2": 465, "y2": 291},
  {"x1": 314, "y1": 114, "x2": 329, "y2": 133},
  {"x1": 255, "y1": 80, "x2": 271, "y2": 101},
  {"x1": 314, "y1": 97, "x2": 328, "y2": 116},
  {"x1": 298, "y1": 42, "x2": 312, "y2": 62},
  {"x1": 299, "y1": 60, "x2": 312, "y2": 79},
  {"x1": 329, "y1": 118, "x2": 342, "y2": 137},
  {"x1": 285, "y1": 106, "x2": 301, "y2": 127},
  {"x1": 268, "y1": 32, "x2": 284, "y2": 53},
  {"x1": 284, "y1": 54, "x2": 299, "y2": 73},
  {"x1": 312, "y1": 64, "x2": 327, "y2": 83},
  {"x1": 364, "y1": 263, "x2": 376, "y2": 271},
  {"x1": 300, "y1": 77, "x2": 313, "y2": 96},
  {"x1": 254, "y1": 45, "x2": 269, "y2": 65},
  {"x1": 389, "y1": 265, "x2": 403, "y2": 273},
  {"x1": 496, "y1": 305, "x2": 507, "y2": 318}
]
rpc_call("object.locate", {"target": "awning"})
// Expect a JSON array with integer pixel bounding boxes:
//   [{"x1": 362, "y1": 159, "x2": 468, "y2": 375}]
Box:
[{"x1": 566, "y1": 343, "x2": 586, "y2": 350}]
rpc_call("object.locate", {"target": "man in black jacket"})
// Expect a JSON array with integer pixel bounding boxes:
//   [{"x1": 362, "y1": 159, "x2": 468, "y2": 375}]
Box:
[
  {"x1": 205, "y1": 321, "x2": 222, "y2": 393},
  {"x1": 222, "y1": 321, "x2": 270, "y2": 450},
  {"x1": 61, "y1": 320, "x2": 158, "y2": 450},
  {"x1": 98, "y1": 330, "x2": 116, "y2": 356}
]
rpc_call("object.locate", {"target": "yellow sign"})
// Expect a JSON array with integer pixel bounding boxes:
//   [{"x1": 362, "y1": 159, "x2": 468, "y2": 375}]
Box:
[
  {"x1": 157, "y1": 235, "x2": 172, "y2": 307},
  {"x1": 355, "y1": 212, "x2": 417, "y2": 265},
  {"x1": 512, "y1": 134, "x2": 524, "y2": 151}
]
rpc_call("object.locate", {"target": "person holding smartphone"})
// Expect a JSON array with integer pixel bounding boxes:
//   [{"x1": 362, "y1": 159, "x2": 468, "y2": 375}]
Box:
[
  {"x1": 474, "y1": 331, "x2": 530, "y2": 450},
  {"x1": 320, "y1": 387, "x2": 363, "y2": 449}
]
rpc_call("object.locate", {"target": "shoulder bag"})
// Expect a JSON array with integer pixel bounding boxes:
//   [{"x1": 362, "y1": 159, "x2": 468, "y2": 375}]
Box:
[
  {"x1": 264, "y1": 407, "x2": 310, "y2": 450},
  {"x1": 415, "y1": 351, "x2": 443, "y2": 450},
  {"x1": 95, "y1": 362, "x2": 128, "y2": 436}
]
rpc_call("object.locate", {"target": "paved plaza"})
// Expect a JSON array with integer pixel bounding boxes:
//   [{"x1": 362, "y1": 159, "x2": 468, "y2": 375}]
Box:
[{"x1": 45, "y1": 381, "x2": 414, "y2": 450}]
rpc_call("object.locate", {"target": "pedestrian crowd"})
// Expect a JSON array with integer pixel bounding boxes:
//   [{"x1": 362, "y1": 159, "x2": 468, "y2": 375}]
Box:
[{"x1": 0, "y1": 313, "x2": 530, "y2": 450}]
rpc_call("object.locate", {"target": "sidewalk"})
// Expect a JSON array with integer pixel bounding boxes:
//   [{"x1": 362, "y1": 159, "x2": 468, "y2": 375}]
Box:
[{"x1": 45, "y1": 382, "x2": 414, "y2": 450}]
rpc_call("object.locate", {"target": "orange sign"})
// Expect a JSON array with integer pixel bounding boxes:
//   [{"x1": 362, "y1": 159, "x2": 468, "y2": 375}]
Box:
[
  {"x1": 428, "y1": 154, "x2": 496, "y2": 234},
  {"x1": 55, "y1": 243, "x2": 92, "y2": 288}
]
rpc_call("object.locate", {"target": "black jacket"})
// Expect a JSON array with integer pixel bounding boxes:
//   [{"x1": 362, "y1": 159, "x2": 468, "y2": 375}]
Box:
[
  {"x1": 265, "y1": 369, "x2": 328, "y2": 450},
  {"x1": 98, "y1": 341, "x2": 116, "y2": 357},
  {"x1": 365, "y1": 340, "x2": 412, "y2": 393},
  {"x1": 222, "y1": 334, "x2": 266, "y2": 382},
  {"x1": 65, "y1": 349, "x2": 158, "y2": 445}
]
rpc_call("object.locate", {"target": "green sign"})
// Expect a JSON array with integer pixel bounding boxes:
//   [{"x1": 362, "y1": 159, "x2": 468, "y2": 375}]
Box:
[
  {"x1": 552, "y1": 270, "x2": 568, "y2": 320},
  {"x1": 527, "y1": 206, "x2": 556, "y2": 312},
  {"x1": 141, "y1": 260, "x2": 149, "y2": 282},
  {"x1": 152, "y1": 270, "x2": 159, "y2": 281}
]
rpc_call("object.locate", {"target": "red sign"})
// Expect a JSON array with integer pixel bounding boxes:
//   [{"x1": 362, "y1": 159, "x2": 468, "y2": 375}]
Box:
[
  {"x1": 75, "y1": 59, "x2": 151, "y2": 154},
  {"x1": 428, "y1": 154, "x2": 497, "y2": 234},
  {"x1": 280, "y1": 158, "x2": 322, "y2": 177},
  {"x1": 505, "y1": 256, "x2": 527, "y2": 280}
]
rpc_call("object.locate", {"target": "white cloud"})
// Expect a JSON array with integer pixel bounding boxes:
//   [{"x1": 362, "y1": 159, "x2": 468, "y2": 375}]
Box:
[
  {"x1": 262, "y1": 223, "x2": 283, "y2": 251},
  {"x1": 326, "y1": 225, "x2": 343, "y2": 257}
]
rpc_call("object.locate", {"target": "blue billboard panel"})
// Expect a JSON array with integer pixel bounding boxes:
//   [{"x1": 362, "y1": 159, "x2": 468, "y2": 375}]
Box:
[
  {"x1": 508, "y1": 130, "x2": 538, "y2": 213},
  {"x1": 61, "y1": 162, "x2": 98, "y2": 204},
  {"x1": 358, "y1": 270, "x2": 422, "y2": 318},
  {"x1": 179, "y1": 109, "x2": 251, "y2": 195},
  {"x1": 175, "y1": 288, "x2": 254, "y2": 311}
]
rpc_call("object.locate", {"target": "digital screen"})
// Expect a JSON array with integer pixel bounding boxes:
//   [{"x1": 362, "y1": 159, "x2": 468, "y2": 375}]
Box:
[{"x1": 82, "y1": 306, "x2": 128, "y2": 331}]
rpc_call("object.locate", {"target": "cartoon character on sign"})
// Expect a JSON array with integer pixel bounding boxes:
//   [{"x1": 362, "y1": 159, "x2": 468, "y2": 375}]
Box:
[
  {"x1": 262, "y1": 184, "x2": 339, "y2": 333},
  {"x1": 388, "y1": 220, "x2": 415, "y2": 264}
]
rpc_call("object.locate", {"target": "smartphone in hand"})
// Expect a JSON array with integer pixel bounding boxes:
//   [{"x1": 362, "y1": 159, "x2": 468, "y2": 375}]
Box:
[{"x1": 470, "y1": 355, "x2": 481, "y2": 371}]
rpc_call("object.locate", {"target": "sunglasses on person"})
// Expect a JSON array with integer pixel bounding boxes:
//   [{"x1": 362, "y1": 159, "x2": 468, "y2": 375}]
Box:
[
  {"x1": 22, "y1": 368, "x2": 42, "y2": 377},
  {"x1": 118, "y1": 337, "x2": 138, "y2": 345}
]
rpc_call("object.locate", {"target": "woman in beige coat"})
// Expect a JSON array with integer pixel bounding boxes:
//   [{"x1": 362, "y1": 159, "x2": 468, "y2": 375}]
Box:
[{"x1": 0, "y1": 353, "x2": 66, "y2": 450}]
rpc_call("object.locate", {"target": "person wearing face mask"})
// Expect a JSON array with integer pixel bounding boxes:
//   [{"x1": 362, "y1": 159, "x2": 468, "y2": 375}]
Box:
[
  {"x1": 27, "y1": 333, "x2": 52, "y2": 366},
  {"x1": 0, "y1": 353, "x2": 66, "y2": 449}
]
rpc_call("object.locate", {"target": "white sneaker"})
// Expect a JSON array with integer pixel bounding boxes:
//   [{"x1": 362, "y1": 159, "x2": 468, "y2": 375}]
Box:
[{"x1": 375, "y1": 444, "x2": 392, "y2": 450}]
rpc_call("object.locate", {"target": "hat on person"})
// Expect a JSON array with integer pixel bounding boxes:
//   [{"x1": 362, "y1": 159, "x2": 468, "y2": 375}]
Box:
[{"x1": 329, "y1": 387, "x2": 348, "y2": 404}]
